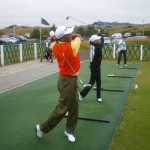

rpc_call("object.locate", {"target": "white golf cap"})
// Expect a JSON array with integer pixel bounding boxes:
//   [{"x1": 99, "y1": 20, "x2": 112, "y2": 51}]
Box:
[
  {"x1": 55, "y1": 26, "x2": 74, "y2": 39},
  {"x1": 89, "y1": 35, "x2": 101, "y2": 42}
]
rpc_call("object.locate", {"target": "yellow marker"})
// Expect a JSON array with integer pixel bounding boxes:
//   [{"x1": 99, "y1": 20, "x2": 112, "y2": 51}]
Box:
[
  {"x1": 65, "y1": 111, "x2": 68, "y2": 116},
  {"x1": 107, "y1": 74, "x2": 114, "y2": 76}
]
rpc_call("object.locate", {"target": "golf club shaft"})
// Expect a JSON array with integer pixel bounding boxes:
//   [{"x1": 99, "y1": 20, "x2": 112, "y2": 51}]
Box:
[
  {"x1": 101, "y1": 88, "x2": 124, "y2": 92},
  {"x1": 64, "y1": 116, "x2": 110, "y2": 123},
  {"x1": 119, "y1": 68, "x2": 137, "y2": 69},
  {"x1": 107, "y1": 75, "x2": 132, "y2": 78},
  {"x1": 93, "y1": 87, "x2": 124, "y2": 92},
  {"x1": 62, "y1": 53, "x2": 84, "y2": 86},
  {"x1": 77, "y1": 116, "x2": 110, "y2": 123},
  {"x1": 78, "y1": 76, "x2": 84, "y2": 85},
  {"x1": 66, "y1": 16, "x2": 88, "y2": 25}
]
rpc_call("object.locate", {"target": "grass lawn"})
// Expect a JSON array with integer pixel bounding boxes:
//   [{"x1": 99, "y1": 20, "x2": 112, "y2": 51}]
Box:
[{"x1": 109, "y1": 60, "x2": 150, "y2": 150}]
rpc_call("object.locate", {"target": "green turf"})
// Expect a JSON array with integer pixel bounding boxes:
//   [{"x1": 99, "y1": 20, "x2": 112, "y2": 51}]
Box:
[
  {"x1": 109, "y1": 61, "x2": 150, "y2": 150},
  {"x1": 0, "y1": 62, "x2": 138, "y2": 150}
]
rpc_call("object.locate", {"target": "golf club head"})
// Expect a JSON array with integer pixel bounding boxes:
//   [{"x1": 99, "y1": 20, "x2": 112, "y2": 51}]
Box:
[{"x1": 66, "y1": 16, "x2": 70, "y2": 20}]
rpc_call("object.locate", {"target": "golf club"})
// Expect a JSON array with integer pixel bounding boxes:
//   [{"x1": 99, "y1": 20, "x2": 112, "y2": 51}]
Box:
[
  {"x1": 119, "y1": 67, "x2": 137, "y2": 69},
  {"x1": 107, "y1": 74, "x2": 132, "y2": 78},
  {"x1": 101, "y1": 88, "x2": 124, "y2": 92},
  {"x1": 66, "y1": 16, "x2": 88, "y2": 26},
  {"x1": 64, "y1": 115, "x2": 109, "y2": 123},
  {"x1": 77, "y1": 116, "x2": 110, "y2": 123},
  {"x1": 93, "y1": 87, "x2": 124, "y2": 92},
  {"x1": 66, "y1": 16, "x2": 97, "y2": 27},
  {"x1": 62, "y1": 52, "x2": 85, "y2": 86}
]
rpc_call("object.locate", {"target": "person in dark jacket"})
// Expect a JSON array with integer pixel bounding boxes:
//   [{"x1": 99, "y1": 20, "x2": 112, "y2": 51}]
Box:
[{"x1": 78, "y1": 35, "x2": 103, "y2": 102}]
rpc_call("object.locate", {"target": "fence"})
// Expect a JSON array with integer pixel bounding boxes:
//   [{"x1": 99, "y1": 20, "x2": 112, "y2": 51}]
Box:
[
  {"x1": 0, "y1": 43, "x2": 150, "y2": 66},
  {"x1": 99, "y1": 43, "x2": 150, "y2": 61}
]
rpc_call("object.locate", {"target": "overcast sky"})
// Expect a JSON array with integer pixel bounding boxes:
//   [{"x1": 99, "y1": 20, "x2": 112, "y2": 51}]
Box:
[{"x1": 0, "y1": 0, "x2": 149, "y2": 29}]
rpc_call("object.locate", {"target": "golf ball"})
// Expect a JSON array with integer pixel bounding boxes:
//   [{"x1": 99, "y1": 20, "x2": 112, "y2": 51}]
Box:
[{"x1": 134, "y1": 84, "x2": 138, "y2": 89}]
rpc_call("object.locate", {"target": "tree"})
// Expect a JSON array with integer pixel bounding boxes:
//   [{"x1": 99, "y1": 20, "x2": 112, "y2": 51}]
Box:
[
  {"x1": 75, "y1": 26, "x2": 84, "y2": 36},
  {"x1": 42, "y1": 28, "x2": 49, "y2": 39},
  {"x1": 31, "y1": 28, "x2": 40, "y2": 39},
  {"x1": 0, "y1": 31, "x2": 4, "y2": 36}
]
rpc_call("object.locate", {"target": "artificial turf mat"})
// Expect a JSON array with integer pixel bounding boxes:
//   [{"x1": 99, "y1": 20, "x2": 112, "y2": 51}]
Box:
[{"x1": 0, "y1": 61, "x2": 138, "y2": 150}]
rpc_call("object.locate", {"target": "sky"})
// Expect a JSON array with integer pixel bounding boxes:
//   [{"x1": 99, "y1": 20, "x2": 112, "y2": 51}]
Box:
[{"x1": 0, "y1": 0, "x2": 150, "y2": 29}]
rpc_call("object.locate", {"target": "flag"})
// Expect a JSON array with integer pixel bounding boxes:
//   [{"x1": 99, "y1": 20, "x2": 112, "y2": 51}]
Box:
[{"x1": 41, "y1": 18, "x2": 50, "y2": 26}]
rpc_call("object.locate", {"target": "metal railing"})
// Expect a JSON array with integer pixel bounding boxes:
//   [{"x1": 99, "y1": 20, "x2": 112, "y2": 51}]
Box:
[
  {"x1": 0, "y1": 43, "x2": 150, "y2": 66},
  {"x1": 101, "y1": 43, "x2": 150, "y2": 61}
]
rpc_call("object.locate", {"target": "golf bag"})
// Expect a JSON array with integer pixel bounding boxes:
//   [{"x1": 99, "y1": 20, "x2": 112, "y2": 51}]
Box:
[{"x1": 40, "y1": 47, "x2": 53, "y2": 63}]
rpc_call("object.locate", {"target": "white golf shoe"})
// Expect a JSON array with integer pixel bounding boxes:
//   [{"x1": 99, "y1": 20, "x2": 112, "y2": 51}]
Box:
[
  {"x1": 64, "y1": 131, "x2": 75, "y2": 142},
  {"x1": 97, "y1": 98, "x2": 102, "y2": 102},
  {"x1": 35, "y1": 124, "x2": 43, "y2": 138},
  {"x1": 83, "y1": 84, "x2": 92, "y2": 87},
  {"x1": 78, "y1": 92, "x2": 82, "y2": 101}
]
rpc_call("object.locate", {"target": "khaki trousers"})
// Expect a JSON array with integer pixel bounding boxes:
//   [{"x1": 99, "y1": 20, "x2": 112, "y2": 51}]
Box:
[{"x1": 41, "y1": 75, "x2": 78, "y2": 134}]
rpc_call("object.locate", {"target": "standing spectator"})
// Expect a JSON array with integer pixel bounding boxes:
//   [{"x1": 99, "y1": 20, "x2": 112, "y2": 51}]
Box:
[
  {"x1": 35, "y1": 26, "x2": 81, "y2": 143},
  {"x1": 116, "y1": 39, "x2": 127, "y2": 66},
  {"x1": 78, "y1": 35, "x2": 103, "y2": 102}
]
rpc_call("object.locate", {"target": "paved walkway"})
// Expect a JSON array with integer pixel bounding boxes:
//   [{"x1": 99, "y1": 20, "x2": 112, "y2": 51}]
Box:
[
  {"x1": 0, "y1": 60, "x2": 58, "y2": 93},
  {"x1": 0, "y1": 50, "x2": 89, "y2": 93}
]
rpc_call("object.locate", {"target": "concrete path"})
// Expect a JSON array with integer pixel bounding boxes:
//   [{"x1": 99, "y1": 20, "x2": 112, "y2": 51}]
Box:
[
  {"x1": 0, "y1": 50, "x2": 89, "y2": 93},
  {"x1": 0, "y1": 60, "x2": 58, "y2": 93}
]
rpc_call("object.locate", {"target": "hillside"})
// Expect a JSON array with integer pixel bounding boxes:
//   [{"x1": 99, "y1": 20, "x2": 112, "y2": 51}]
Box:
[
  {"x1": 0, "y1": 24, "x2": 150, "y2": 45},
  {"x1": 0, "y1": 23, "x2": 150, "y2": 37}
]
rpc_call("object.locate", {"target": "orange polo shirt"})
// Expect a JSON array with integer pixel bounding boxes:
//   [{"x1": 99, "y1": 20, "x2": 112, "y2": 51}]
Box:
[{"x1": 51, "y1": 37, "x2": 81, "y2": 76}]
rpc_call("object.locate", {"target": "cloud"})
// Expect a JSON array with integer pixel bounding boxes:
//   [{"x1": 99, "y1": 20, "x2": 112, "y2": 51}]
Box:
[{"x1": 0, "y1": 0, "x2": 150, "y2": 28}]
